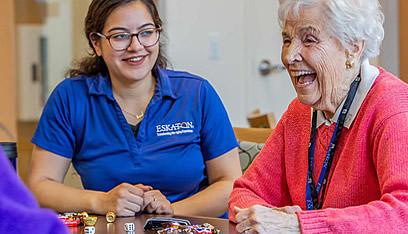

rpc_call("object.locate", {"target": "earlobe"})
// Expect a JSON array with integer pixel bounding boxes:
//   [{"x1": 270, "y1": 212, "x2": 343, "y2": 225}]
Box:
[
  {"x1": 345, "y1": 41, "x2": 364, "y2": 69},
  {"x1": 94, "y1": 46, "x2": 102, "y2": 57}
]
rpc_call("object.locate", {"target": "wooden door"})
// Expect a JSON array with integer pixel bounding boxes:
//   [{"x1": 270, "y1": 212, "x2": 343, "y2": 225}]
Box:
[{"x1": 401, "y1": 0, "x2": 408, "y2": 83}]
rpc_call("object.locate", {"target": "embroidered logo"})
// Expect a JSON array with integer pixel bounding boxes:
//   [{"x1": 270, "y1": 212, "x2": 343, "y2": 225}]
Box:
[{"x1": 156, "y1": 122, "x2": 194, "y2": 136}]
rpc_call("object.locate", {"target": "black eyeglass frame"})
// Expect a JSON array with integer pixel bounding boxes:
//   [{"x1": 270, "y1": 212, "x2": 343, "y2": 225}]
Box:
[{"x1": 93, "y1": 27, "x2": 162, "y2": 51}]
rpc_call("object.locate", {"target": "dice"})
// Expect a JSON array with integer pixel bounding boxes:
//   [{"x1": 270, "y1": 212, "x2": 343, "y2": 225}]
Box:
[
  {"x1": 124, "y1": 222, "x2": 135, "y2": 232},
  {"x1": 84, "y1": 226, "x2": 95, "y2": 234}
]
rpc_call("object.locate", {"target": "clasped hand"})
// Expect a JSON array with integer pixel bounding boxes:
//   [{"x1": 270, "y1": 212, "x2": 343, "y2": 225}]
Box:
[
  {"x1": 103, "y1": 183, "x2": 173, "y2": 216},
  {"x1": 234, "y1": 205, "x2": 301, "y2": 234}
]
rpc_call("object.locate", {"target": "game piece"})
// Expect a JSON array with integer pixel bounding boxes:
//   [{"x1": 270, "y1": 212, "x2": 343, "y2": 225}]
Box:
[
  {"x1": 124, "y1": 222, "x2": 135, "y2": 232},
  {"x1": 106, "y1": 211, "x2": 116, "y2": 223}
]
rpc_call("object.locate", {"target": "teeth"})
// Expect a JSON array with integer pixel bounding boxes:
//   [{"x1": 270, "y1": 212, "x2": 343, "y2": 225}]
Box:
[
  {"x1": 129, "y1": 56, "x2": 143, "y2": 62},
  {"x1": 291, "y1": 71, "x2": 315, "y2": 77}
]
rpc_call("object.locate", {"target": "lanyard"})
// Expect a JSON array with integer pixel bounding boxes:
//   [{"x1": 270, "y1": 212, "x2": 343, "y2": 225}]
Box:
[{"x1": 306, "y1": 76, "x2": 361, "y2": 210}]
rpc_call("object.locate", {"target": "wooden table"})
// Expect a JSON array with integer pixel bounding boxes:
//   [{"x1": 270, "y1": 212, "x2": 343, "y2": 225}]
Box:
[{"x1": 68, "y1": 214, "x2": 237, "y2": 233}]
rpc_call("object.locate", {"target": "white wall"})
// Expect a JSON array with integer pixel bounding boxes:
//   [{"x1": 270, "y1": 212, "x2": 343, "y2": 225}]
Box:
[
  {"x1": 160, "y1": 0, "x2": 400, "y2": 127},
  {"x1": 43, "y1": 0, "x2": 73, "y2": 96},
  {"x1": 159, "y1": 0, "x2": 247, "y2": 126}
]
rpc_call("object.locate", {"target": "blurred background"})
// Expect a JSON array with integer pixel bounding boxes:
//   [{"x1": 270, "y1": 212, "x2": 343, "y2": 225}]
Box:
[{"x1": 0, "y1": 0, "x2": 406, "y2": 181}]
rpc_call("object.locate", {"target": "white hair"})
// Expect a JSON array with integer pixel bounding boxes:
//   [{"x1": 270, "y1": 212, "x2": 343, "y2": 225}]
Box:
[{"x1": 278, "y1": 0, "x2": 384, "y2": 60}]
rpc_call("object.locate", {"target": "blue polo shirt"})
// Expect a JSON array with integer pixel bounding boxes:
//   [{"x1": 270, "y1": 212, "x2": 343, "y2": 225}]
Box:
[{"x1": 32, "y1": 67, "x2": 238, "y2": 204}]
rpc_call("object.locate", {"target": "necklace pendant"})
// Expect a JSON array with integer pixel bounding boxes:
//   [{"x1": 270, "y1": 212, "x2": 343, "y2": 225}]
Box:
[{"x1": 136, "y1": 112, "x2": 144, "y2": 120}]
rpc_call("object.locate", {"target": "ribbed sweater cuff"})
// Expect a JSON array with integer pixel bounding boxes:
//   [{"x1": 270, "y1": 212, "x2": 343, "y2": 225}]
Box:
[{"x1": 297, "y1": 210, "x2": 330, "y2": 233}]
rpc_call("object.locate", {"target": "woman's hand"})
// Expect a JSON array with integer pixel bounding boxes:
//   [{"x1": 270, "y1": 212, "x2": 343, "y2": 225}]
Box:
[
  {"x1": 99, "y1": 183, "x2": 152, "y2": 216},
  {"x1": 143, "y1": 190, "x2": 173, "y2": 214},
  {"x1": 234, "y1": 205, "x2": 301, "y2": 234}
]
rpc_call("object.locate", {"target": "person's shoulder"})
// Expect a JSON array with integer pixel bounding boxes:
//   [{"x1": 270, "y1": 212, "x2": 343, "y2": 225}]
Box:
[
  {"x1": 164, "y1": 68, "x2": 206, "y2": 83},
  {"x1": 161, "y1": 68, "x2": 212, "y2": 97},
  {"x1": 372, "y1": 67, "x2": 408, "y2": 91},
  {"x1": 52, "y1": 74, "x2": 100, "y2": 96},
  {"x1": 54, "y1": 75, "x2": 91, "y2": 91},
  {"x1": 363, "y1": 67, "x2": 408, "y2": 118},
  {"x1": 368, "y1": 68, "x2": 408, "y2": 104}
]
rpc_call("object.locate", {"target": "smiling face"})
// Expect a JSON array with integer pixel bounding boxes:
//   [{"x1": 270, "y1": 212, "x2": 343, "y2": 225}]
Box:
[
  {"x1": 92, "y1": 1, "x2": 159, "y2": 84},
  {"x1": 281, "y1": 6, "x2": 356, "y2": 115}
]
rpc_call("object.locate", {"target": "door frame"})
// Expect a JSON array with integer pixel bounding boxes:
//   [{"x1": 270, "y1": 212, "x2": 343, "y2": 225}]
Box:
[{"x1": 0, "y1": 0, "x2": 17, "y2": 140}]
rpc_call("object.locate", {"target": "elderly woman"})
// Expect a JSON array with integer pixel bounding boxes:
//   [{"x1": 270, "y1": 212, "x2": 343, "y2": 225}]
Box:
[{"x1": 229, "y1": 0, "x2": 408, "y2": 233}]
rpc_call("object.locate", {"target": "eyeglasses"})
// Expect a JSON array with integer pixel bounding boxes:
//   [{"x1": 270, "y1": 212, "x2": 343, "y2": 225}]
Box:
[{"x1": 94, "y1": 27, "x2": 161, "y2": 51}]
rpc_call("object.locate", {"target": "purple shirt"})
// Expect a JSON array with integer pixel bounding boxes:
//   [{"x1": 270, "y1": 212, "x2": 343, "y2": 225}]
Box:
[{"x1": 0, "y1": 147, "x2": 67, "y2": 233}]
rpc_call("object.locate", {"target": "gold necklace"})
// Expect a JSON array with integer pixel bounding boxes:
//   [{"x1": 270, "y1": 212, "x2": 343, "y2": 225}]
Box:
[
  {"x1": 114, "y1": 98, "x2": 145, "y2": 120},
  {"x1": 114, "y1": 80, "x2": 155, "y2": 121},
  {"x1": 122, "y1": 109, "x2": 144, "y2": 120}
]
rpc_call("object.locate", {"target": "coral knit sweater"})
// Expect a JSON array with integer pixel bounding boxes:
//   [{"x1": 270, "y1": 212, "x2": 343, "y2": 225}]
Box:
[{"x1": 229, "y1": 68, "x2": 408, "y2": 233}]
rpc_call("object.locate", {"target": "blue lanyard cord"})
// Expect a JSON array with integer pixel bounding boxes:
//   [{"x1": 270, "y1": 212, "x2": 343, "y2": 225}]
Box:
[{"x1": 306, "y1": 76, "x2": 361, "y2": 210}]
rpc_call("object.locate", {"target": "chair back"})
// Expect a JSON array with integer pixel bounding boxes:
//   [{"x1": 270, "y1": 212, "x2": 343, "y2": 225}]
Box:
[
  {"x1": 247, "y1": 111, "x2": 276, "y2": 128},
  {"x1": 233, "y1": 127, "x2": 273, "y2": 143},
  {"x1": 234, "y1": 127, "x2": 274, "y2": 172}
]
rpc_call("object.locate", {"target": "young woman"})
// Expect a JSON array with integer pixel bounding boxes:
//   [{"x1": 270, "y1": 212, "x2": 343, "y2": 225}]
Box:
[{"x1": 29, "y1": 0, "x2": 241, "y2": 218}]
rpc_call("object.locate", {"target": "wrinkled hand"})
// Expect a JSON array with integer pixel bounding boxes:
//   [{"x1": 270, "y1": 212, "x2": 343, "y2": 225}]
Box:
[
  {"x1": 143, "y1": 190, "x2": 173, "y2": 215},
  {"x1": 274, "y1": 205, "x2": 302, "y2": 214},
  {"x1": 102, "y1": 183, "x2": 152, "y2": 216},
  {"x1": 234, "y1": 205, "x2": 301, "y2": 234}
]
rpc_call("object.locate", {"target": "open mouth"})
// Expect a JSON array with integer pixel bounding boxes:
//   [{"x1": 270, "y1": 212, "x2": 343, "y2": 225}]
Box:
[{"x1": 291, "y1": 70, "x2": 317, "y2": 87}]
